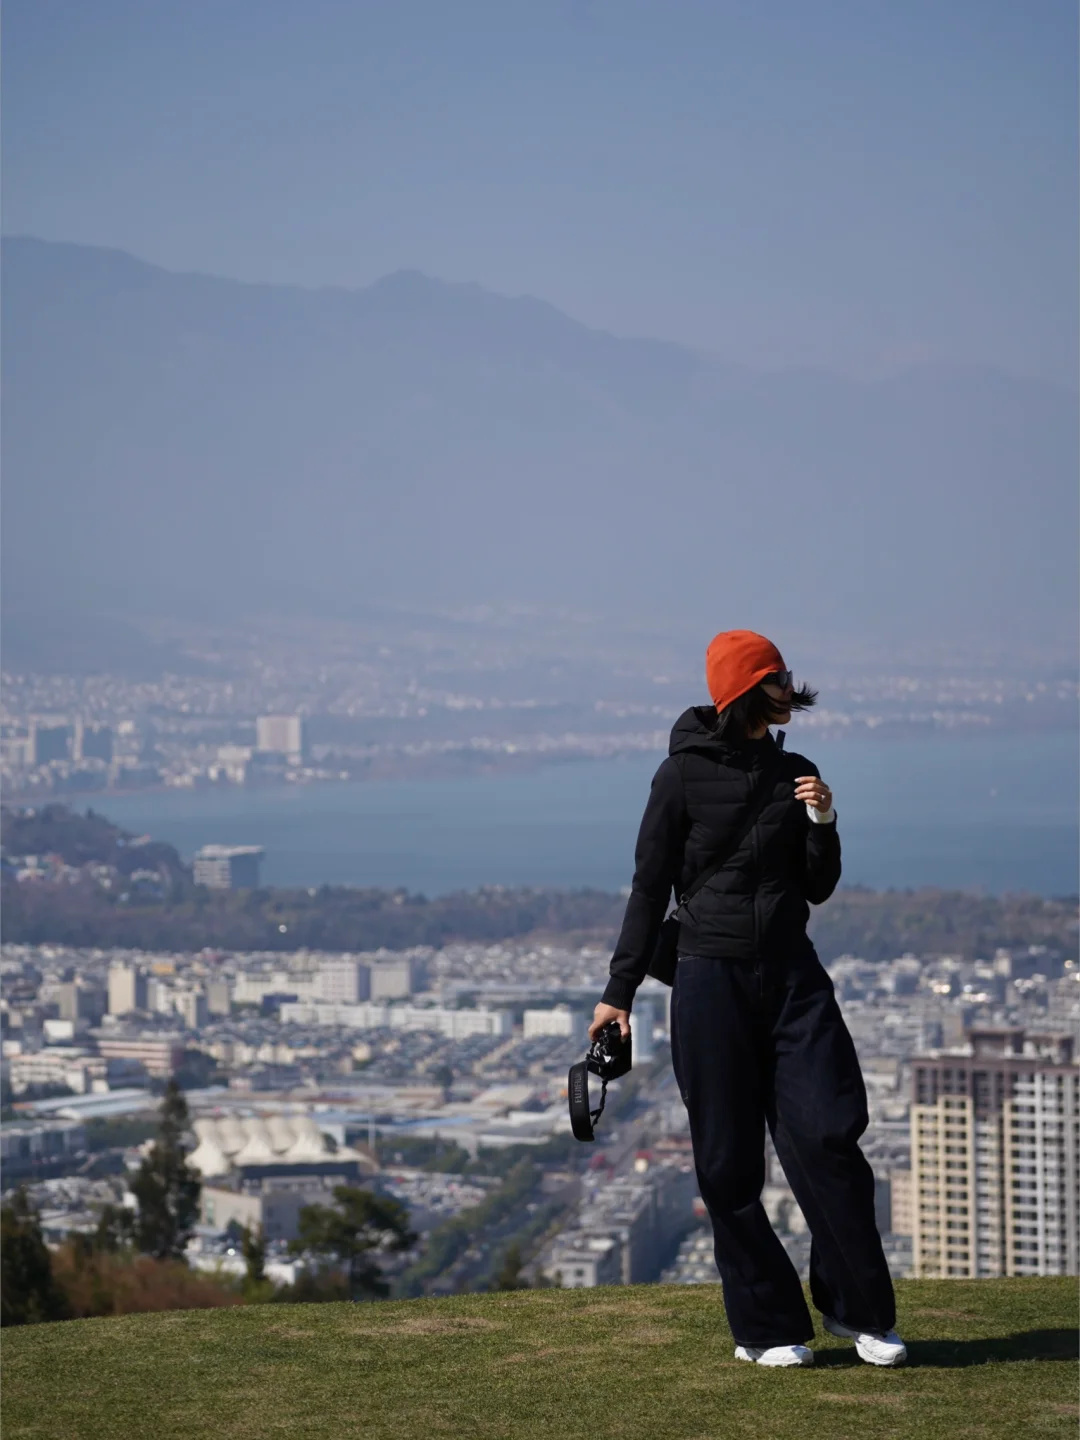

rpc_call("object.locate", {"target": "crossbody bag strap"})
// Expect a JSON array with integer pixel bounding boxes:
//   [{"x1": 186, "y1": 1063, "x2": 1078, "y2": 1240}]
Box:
[{"x1": 673, "y1": 752, "x2": 784, "y2": 920}]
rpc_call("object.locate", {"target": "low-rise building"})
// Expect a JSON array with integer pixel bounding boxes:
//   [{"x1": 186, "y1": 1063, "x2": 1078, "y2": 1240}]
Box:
[
  {"x1": 7, "y1": 1049, "x2": 107, "y2": 1095},
  {"x1": 233, "y1": 970, "x2": 317, "y2": 1006},
  {"x1": 200, "y1": 1181, "x2": 333, "y2": 1243},
  {"x1": 522, "y1": 1006, "x2": 585, "y2": 1043},
  {"x1": 0, "y1": 1118, "x2": 87, "y2": 1180},
  {"x1": 95, "y1": 1033, "x2": 186, "y2": 1079},
  {"x1": 278, "y1": 1001, "x2": 511, "y2": 1040},
  {"x1": 544, "y1": 1160, "x2": 698, "y2": 1288},
  {"x1": 546, "y1": 1232, "x2": 622, "y2": 1289},
  {"x1": 194, "y1": 845, "x2": 264, "y2": 890},
  {"x1": 662, "y1": 1227, "x2": 721, "y2": 1285}
]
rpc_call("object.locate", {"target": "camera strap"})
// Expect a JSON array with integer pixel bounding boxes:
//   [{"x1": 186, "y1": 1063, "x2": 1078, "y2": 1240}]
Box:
[
  {"x1": 568, "y1": 1059, "x2": 607, "y2": 1142},
  {"x1": 590, "y1": 1074, "x2": 610, "y2": 1129}
]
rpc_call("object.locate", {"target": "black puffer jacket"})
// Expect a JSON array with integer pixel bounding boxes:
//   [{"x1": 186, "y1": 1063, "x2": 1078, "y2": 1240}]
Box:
[{"x1": 601, "y1": 706, "x2": 841, "y2": 1012}]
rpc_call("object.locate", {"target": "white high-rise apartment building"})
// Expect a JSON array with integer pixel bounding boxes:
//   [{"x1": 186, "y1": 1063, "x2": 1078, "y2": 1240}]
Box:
[
  {"x1": 1004, "y1": 1068, "x2": 1080, "y2": 1275},
  {"x1": 174, "y1": 989, "x2": 209, "y2": 1030},
  {"x1": 316, "y1": 959, "x2": 371, "y2": 1005},
  {"x1": 107, "y1": 963, "x2": 148, "y2": 1016},
  {"x1": 369, "y1": 957, "x2": 419, "y2": 1000},
  {"x1": 205, "y1": 979, "x2": 232, "y2": 1016},
  {"x1": 256, "y1": 715, "x2": 303, "y2": 761},
  {"x1": 911, "y1": 1028, "x2": 1078, "y2": 1278}
]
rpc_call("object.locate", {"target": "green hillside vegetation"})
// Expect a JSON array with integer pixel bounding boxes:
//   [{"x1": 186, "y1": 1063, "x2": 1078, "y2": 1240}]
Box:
[
  {"x1": 3, "y1": 1278, "x2": 1075, "y2": 1440},
  {"x1": 1, "y1": 804, "x2": 187, "y2": 885}
]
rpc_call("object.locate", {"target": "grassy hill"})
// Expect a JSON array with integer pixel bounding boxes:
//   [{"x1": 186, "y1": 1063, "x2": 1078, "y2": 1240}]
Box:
[{"x1": 3, "y1": 1278, "x2": 1076, "y2": 1440}]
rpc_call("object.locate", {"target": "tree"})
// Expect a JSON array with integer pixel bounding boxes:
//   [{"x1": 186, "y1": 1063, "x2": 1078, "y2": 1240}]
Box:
[
  {"x1": 242, "y1": 1224, "x2": 266, "y2": 1286},
  {"x1": 290, "y1": 1186, "x2": 414, "y2": 1300},
  {"x1": 93, "y1": 1202, "x2": 133, "y2": 1253},
  {"x1": 129, "y1": 1080, "x2": 201, "y2": 1261},
  {"x1": 1, "y1": 1189, "x2": 68, "y2": 1326},
  {"x1": 172, "y1": 1049, "x2": 220, "y2": 1091},
  {"x1": 491, "y1": 1243, "x2": 530, "y2": 1292},
  {"x1": 238, "y1": 1222, "x2": 276, "y2": 1303}
]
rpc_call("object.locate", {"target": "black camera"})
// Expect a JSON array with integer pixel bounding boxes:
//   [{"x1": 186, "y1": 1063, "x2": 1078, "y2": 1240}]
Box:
[{"x1": 568, "y1": 1021, "x2": 632, "y2": 1142}]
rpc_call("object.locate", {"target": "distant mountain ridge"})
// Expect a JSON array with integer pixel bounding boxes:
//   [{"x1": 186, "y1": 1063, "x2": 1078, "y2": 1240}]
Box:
[{"x1": 2, "y1": 235, "x2": 1076, "y2": 655}]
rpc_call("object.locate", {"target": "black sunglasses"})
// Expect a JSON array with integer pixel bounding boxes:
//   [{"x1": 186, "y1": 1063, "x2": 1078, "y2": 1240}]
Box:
[{"x1": 762, "y1": 671, "x2": 794, "y2": 689}]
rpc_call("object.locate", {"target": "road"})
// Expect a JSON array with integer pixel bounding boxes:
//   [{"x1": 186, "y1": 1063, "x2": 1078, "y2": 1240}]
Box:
[{"x1": 419, "y1": 1051, "x2": 686, "y2": 1295}]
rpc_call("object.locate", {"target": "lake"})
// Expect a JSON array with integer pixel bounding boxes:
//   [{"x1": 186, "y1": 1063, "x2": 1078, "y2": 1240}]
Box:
[{"x1": 97, "y1": 731, "x2": 1078, "y2": 897}]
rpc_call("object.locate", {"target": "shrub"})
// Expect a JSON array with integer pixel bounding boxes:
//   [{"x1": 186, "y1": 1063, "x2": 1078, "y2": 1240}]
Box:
[{"x1": 51, "y1": 1243, "x2": 241, "y2": 1319}]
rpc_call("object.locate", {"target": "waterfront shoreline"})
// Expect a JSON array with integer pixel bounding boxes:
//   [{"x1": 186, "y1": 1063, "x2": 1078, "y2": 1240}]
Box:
[
  {"x1": 31, "y1": 732, "x2": 1078, "y2": 898},
  {"x1": 6, "y1": 721, "x2": 1078, "y2": 810}
]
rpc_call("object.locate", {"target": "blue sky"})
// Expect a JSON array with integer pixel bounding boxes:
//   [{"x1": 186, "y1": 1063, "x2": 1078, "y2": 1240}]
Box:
[{"x1": 4, "y1": 0, "x2": 1076, "y2": 383}]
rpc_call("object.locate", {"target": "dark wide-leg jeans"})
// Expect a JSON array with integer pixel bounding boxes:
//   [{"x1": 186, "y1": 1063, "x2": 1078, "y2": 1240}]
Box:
[{"x1": 670, "y1": 949, "x2": 896, "y2": 1347}]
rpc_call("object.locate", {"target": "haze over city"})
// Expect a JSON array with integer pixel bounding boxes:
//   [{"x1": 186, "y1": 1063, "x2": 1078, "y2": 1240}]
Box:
[
  {"x1": 3, "y1": 0, "x2": 1077, "y2": 660},
  {"x1": 1, "y1": 6, "x2": 1077, "y2": 1423}
]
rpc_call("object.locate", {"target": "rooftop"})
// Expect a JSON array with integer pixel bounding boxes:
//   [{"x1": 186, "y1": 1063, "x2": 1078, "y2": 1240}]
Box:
[{"x1": 194, "y1": 845, "x2": 265, "y2": 860}]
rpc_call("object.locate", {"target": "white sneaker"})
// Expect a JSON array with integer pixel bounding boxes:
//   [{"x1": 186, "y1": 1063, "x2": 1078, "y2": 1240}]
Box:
[
  {"x1": 823, "y1": 1315, "x2": 907, "y2": 1367},
  {"x1": 735, "y1": 1344, "x2": 815, "y2": 1367}
]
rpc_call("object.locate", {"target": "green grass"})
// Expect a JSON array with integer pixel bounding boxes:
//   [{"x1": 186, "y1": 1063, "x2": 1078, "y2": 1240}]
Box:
[{"x1": 3, "y1": 1279, "x2": 1076, "y2": 1440}]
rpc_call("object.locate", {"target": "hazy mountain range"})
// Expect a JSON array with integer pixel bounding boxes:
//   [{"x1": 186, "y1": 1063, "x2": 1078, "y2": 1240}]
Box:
[{"x1": 3, "y1": 235, "x2": 1076, "y2": 668}]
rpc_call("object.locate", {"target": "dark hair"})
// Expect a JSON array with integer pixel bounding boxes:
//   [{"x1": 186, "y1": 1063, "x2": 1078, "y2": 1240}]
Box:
[{"x1": 715, "y1": 681, "x2": 818, "y2": 741}]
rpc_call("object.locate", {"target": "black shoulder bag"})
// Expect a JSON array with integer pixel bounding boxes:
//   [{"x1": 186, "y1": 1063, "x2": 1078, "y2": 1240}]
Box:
[{"x1": 646, "y1": 749, "x2": 784, "y2": 987}]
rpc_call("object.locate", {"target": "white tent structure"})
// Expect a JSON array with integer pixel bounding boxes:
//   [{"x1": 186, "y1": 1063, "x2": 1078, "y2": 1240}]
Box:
[{"x1": 188, "y1": 1114, "x2": 368, "y2": 1179}]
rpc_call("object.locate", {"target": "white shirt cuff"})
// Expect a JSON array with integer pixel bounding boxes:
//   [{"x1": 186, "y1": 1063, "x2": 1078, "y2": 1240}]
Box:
[{"x1": 807, "y1": 804, "x2": 835, "y2": 825}]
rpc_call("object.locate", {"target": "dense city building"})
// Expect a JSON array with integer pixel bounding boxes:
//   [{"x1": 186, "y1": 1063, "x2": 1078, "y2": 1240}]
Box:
[
  {"x1": 72, "y1": 720, "x2": 113, "y2": 763},
  {"x1": 93, "y1": 1033, "x2": 186, "y2": 1079},
  {"x1": 522, "y1": 1005, "x2": 585, "y2": 1042},
  {"x1": 29, "y1": 719, "x2": 74, "y2": 766},
  {"x1": 107, "y1": 963, "x2": 148, "y2": 1016},
  {"x1": 2, "y1": 617, "x2": 1073, "y2": 802},
  {"x1": 316, "y1": 959, "x2": 371, "y2": 1005},
  {"x1": 3, "y1": 930, "x2": 1077, "y2": 1297},
  {"x1": 911, "y1": 1028, "x2": 1079, "y2": 1278},
  {"x1": 256, "y1": 714, "x2": 304, "y2": 761},
  {"x1": 193, "y1": 844, "x2": 264, "y2": 889}
]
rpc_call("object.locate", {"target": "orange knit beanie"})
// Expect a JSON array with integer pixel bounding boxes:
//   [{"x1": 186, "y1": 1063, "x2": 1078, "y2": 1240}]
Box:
[{"x1": 705, "y1": 630, "x2": 786, "y2": 713}]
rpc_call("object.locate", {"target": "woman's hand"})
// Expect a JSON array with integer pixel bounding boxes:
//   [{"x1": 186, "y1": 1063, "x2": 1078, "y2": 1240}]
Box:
[
  {"x1": 589, "y1": 1003, "x2": 631, "y2": 1043},
  {"x1": 794, "y1": 775, "x2": 833, "y2": 815}
]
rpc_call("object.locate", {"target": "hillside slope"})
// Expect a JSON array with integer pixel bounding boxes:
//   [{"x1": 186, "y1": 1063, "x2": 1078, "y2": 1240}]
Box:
[
  {"x1": 3, "y1": 236, "x2": 1077, "y2": 652},
  {"x1": 3, "y1": 1279, "x2": 1076, "y2": 1440}
]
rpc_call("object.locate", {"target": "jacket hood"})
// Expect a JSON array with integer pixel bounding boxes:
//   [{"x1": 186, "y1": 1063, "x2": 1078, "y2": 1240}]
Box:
[{"x1": 668, "y1": 706, "x2": 781, "y2": 764}]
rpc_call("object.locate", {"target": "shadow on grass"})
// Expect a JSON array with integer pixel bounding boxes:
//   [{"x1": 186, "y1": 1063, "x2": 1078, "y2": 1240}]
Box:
[{"x1": 815, "y1": 1329, "x2": 1077, "y2": 1370}]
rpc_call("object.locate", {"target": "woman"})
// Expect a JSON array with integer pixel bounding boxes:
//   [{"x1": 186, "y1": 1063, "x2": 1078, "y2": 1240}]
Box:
[{"x1": 590, "y1": 629, "x2": 905, "y2": 1368}]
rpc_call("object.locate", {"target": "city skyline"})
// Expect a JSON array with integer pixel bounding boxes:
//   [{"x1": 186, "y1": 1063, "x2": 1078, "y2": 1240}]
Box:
[{"x1": 4, "y1": 931, "x2": 1078, "y2": 1294}]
